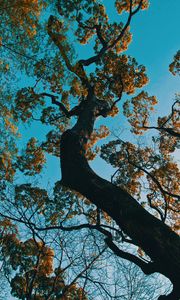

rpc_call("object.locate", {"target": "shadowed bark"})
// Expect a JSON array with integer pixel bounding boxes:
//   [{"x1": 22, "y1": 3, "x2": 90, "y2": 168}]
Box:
[{"x1": 60, "y1": 88, "x2": 180, "y2": 300}]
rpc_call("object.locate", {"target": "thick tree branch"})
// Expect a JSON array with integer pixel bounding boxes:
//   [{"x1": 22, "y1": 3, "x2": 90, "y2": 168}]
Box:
[
  {"x1": 105, "y1": 237, "x2": 157, "y2": 275},
  {"x1": 40, "y1": 93, "x2": 70, "y2": 117},
  {"x1": 47, "y1": 15, "x2": 89, "y2": 86},
  {"x1": 147, "y1": 193, "x2": 166, "y2": 222},
  {"x1": 59, "y1": 86, "x2": 180, "y2": 298},
  {"x1": 39, "y1": 92, "x2": 87, "y2": 118},
  {"x1": 78, "y1": 0, "x2": 143, "y2": 66},
  {"x1": 95, "y1": 24, "x2": 107, "y2": 47}
]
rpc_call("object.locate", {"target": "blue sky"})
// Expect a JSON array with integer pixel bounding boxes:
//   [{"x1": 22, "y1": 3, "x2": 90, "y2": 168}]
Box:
[
  {"x1": 15, "y1": 0, "x2": 180, "y2": 187},
  {"x1": 88, "y1": 0, "x2": 180, "y2": 180},
  {"x1": 7, "y1": 1, "x2": 180, "y2": 299},
  {"x1": 90, "y1": 0, "x2": 180, "y2": 178},
  {"x1": 127, "y1": 0, "x2": 179, "y2": 105}
]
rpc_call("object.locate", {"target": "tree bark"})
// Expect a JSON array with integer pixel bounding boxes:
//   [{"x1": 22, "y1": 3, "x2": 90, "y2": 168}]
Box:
[{"x1": 60, "y1": 90, "x2": 180, "y2": 299}]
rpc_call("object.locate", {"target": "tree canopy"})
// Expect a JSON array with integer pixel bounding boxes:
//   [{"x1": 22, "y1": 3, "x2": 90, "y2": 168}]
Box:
[{"x1": 0, "y1": 1, "x2": 179, "y2": 299}]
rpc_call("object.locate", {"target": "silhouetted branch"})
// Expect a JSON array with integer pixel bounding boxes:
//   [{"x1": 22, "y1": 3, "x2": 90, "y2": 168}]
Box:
[
  {"x1": 142, "y1": 100, "x2": 180, "y2": 138},
  {"x1": 78, "y1": 0, "x2": 143, "y2": 67},
  {"x1": 76, "y1": 17, "x2": 107, "y2": 47},
  {"x1": 105, "y1": 237, "x2": 157, "y2": 275}
]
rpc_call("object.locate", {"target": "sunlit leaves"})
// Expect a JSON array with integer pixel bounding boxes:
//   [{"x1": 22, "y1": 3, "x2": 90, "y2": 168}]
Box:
[
  {"x1": 13, "y1": 87, "x2": 45, "y2": 122},
  {"x1": 1, "y1": 230, "x2": 88, "y2": 299},
  {"x1": 0, "y1": 1, "x2": 179, "y2": 298},
  {"x1": 0, "y1": 0, "x2": 45, "y2": 38},
  {"x1": 0, "y1": 218, "x2": 17, "y2": 238},
  {"x1": 0, "y1": 150, "x2": 16, "y2": 182},
  {"x1": 123, "y1": 91, "x2": 158, "y2": 134},
  {"x1": 57, "y1": 0, "x2": 134, "y2": 59},
  {"x1": 92, "y1": 53, "x2": 148, "y2": 100},
  {"x1": 34, "y1": 56, "x2": 65, "y2": 94},
  {"x1": 1, "y1": 233, "x2": 22, "y2": 271},
  {"x1": 44, "y1": 182, "x2": 80, "y2": 224},
  {"x1": 41, "y1": 130, "x2": 61, "y2": 157},
  {"x1": 57, "y1": 0, "x2": 106, "y2": 22},
  {"x1": 2, "y1": 236, "x2": 54, "y2": 275},
  {"x1": 17, "y1": 138, "x2": 46, "y2": 175},
  {"x1": 47, "y1": 15, "x2": 77, "y2": 74},
  {"x1": 75, "y1": 4, "x2": 108, "y2": 45},
  {"x1": 70, "y1": 77, "x2": 88, "y2": 97},
  {"x1": 0, "y1": 62, "x2": 19, "y2": 178},
  {"x1": 43, "y1": 181, "x2": 110, "y2": 226},
  {"x1": 0, "y1": 0, "x2": 49, "y2": 73},
  {"x1": 2, "y1": 235, "x2": 54, "y2": 299},
  {"x1": 115, "y1": 0, "x2": 149, "y2": 14},
  {"x1": 169, "y1": 50, "x2": 180, "y2": 76},
  {"x1": 152, "y1": 96, "x2": 180, "y2": 156},
  {"x1": 40, "y1": 105, "x2": 69, "y2": 130},
  {"x1": 15, "y1": 184, "x2": 49, "y2": 211},
  {"x1": 84, "y1": 125, "x2": 110, "y2": 160},
  {"x1": 148, "y1": 161, "x2": 180, "y2": 201},
  {"x1": 0, "y1": 113, "x2": 17, "y2": 185},
  {"x1": 101, "y1": 140, "x2": 145, "y2": 198},
  {"x1": 100, "y1": 137, "x2": 180, "y2": 231}
]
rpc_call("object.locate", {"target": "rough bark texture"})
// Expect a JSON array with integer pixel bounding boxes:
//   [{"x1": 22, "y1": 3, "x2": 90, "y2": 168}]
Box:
[{"x1": 60, "y1": 89, "x2": 180, "y2": 299}]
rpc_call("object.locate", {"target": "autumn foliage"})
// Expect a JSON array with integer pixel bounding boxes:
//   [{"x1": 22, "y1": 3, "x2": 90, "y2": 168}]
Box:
[{"x1": 0, "y1": 0, "x2": 179, "y2": 299}]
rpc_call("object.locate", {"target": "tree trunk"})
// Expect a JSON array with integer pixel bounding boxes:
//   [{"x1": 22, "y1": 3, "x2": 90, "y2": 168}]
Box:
[{"x1": 60, "y1": 90, "x2": 180, "y2": 299}]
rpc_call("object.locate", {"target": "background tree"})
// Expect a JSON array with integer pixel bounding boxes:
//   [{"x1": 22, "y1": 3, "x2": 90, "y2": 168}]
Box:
[{"x1": 0, "y1": 0, "x2": 179, "y2": 299}]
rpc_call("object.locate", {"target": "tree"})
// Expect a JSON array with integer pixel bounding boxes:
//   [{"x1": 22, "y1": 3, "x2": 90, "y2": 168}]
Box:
[{"x1": 0, "y1": 0, "x2": 179, "y2": 299}]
